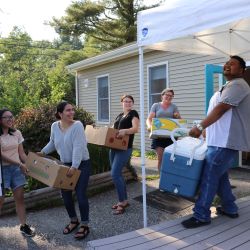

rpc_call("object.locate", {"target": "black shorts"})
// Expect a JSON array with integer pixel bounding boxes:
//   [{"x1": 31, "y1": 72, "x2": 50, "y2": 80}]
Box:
[{"x1": 151, "y1": 137, "x2": 174, "y2": 149}]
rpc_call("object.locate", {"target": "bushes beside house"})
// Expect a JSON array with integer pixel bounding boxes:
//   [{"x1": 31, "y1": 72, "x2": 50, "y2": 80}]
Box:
[
  {"x1": 15, "y1": 103, "x2": 94, "y2": 153},
  {"x1": 14, "y1": 103, "x2": 102, "y2": 192},
  {"x1": 10, "y1": 103, "x2": 136, "y2": 195}
]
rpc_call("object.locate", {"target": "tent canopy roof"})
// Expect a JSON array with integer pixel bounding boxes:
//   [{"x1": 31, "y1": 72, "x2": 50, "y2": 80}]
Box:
[{"x1": 137, "y1": 0, "x2": 250, "y2": 60}]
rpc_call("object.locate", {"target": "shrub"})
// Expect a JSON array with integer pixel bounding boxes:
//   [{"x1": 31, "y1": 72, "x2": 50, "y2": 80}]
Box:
[
  {"x1": 14, "y1": 103, "x2": 96, "y2": 192},
  {"x1": 15, "y1": 103, "x2": 95, "y2": 152},
  {"x1": 14, "y1": 103, "x2": 136, "y2": 193},
  {"x1": 88, "y1": 144, "x2": 111, "y2": 175}
]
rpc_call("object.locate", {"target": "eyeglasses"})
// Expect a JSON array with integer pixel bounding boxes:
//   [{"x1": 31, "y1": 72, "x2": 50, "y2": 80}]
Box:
[
  {"x1": 164, "y1": 94, "x2": 174, "y2": 98},
  {"x1": 1, "y1": 116, "x2": 14, "y2": 120},
  {"x1": 123, "y1": 100, "x2": 133, "y2": 103}
]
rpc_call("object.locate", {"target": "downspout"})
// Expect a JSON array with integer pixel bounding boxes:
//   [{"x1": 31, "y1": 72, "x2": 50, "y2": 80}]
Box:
[{"x1": 75, "y1": 72, "x2": 79, "y2": 107}]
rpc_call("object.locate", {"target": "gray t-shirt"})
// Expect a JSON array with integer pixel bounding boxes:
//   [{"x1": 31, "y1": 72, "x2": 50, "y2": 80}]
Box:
[
  {"x1": 218, "y1": 78, "x2": 250, "y2": 151},
  {"x1": 42, "y1": 121, "x2": 89, "y2": 168},
  {"x1": 150, "y1": 102, "x2": 179, "y2": 118}
]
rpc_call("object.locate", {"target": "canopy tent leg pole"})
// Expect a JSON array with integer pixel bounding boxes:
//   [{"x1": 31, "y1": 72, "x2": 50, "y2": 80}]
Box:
[{"x1": 139, "y1": 46, "x2": 147, "y2": 228}]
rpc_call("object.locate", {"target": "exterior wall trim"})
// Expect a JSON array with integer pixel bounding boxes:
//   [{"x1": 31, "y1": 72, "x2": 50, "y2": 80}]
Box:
[{"x1": 96, "y1": 73, "x2": 110, "y2": 124}]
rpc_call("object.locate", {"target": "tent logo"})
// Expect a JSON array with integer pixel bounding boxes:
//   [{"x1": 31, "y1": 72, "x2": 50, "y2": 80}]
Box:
[{"x1": 142, "y1": 28, "x2": 148, "y2": 38}]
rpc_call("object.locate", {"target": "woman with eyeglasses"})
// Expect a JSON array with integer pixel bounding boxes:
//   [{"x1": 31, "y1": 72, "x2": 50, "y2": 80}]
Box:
[
  {"x1": 110, "y1": 94, "x2": 139, "y2": 215},
  {"x1": 146, "y1": 88, "x2": 181, "y2": 172},
  {"x1": 0, "y1": 108, "x2": 35, "y2": 237}
]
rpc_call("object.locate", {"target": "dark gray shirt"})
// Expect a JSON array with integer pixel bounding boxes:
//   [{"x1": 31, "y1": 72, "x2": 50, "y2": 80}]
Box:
[
  {"x1": 218, "y1": 78, "x2": 250, "y2": 151},
  {"x1": 150, "y1": 102, "x2": 179, "y2": 118}
]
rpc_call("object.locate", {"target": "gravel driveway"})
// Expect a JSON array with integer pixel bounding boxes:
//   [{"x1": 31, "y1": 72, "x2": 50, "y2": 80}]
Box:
[{"x1": 1, "y1": 158, "x2": 250, "y2": 250}]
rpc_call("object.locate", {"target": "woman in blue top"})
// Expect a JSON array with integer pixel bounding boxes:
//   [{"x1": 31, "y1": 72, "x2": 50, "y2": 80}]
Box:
[
  {"x1": 111, "y1": 95, "x2": 139, "y2": 215},
  {"x1": 146, "y1": 88, "x2": 181, "y2": 172},
  {"x1": 41, "y1": 101, "x2": 91, "y2": 240}
]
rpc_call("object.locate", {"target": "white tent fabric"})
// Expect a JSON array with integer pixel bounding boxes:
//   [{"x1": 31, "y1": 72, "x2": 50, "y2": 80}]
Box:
[
  {"x1": 138, "y1": 0, "x2": 250, "y2": 59},
  {"x1": 137, "y1": 0, "x2": 250, "y2": 227}
]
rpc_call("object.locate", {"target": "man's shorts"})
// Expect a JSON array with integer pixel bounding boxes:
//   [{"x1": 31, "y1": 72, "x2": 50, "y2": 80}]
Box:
[{"x1": 2, "y1": 165, "x2": 26, "y2": 191}]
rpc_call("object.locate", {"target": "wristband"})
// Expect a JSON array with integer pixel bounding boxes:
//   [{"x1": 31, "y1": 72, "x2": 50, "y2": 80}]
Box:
[{"x1": 195, "y1": 123, "x2": 204, "y2": 132}]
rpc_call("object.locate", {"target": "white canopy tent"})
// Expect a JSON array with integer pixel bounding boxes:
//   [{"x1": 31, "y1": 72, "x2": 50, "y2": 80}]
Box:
[{"x1": 137, "y1": 0, "x2": 250, "y2": 227}]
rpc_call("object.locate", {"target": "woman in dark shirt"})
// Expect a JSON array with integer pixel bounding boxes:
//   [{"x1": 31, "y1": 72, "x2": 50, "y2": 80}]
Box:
[{"x1": 110, "y1": 94, "x2": 139, "y2": 215}]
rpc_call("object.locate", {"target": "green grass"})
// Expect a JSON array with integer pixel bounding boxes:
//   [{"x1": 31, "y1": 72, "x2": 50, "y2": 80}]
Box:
[
  {"x1": 132, "y1": 149, "x2": 141, "y2": 157},
  {"x1": 146, "y1": 174, "x2": 160, "y2": 180},
  {"x1": 145, "y1": 151, "x2": 157, "y2": 160},
  {"x1": 132, "y1": 149, "x2": 157, "y2": 160}
]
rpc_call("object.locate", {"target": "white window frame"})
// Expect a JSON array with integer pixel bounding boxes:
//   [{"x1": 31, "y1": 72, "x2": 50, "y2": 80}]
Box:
[
  {"x1": 96, "y1": 74, "x2": 110, "y2": 124},
  {"x1": 147, "y1": 61, "x2": 169, "y2": 112}
]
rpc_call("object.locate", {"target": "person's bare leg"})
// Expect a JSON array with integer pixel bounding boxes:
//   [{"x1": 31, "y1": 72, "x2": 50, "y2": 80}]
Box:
[
  {"x1": 0, "y1": 196, "x2": 4, "y2": 215},
  {"x1": 156, "y1": 147, "x2": 164, "y2": 172},
  {"x1": 13, "y1": 186, "x2": 26, "y2": 225}
]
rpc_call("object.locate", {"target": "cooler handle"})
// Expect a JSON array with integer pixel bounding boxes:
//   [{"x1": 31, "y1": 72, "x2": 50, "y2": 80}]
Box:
[
  {"x1": 170, "y1": 128, "x2": 189, "y2": 162},
  {"x1": 170, "y1": 128, "x2": 204, "y2": 166}
]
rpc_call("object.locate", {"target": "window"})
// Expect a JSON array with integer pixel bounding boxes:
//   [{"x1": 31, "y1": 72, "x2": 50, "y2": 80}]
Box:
[
  {"x1": 97, "y1": 75, "x2": 109, "y2": 122},
  {"x1": 148, "y1": 63, "x2": 168, "y2": 108}
]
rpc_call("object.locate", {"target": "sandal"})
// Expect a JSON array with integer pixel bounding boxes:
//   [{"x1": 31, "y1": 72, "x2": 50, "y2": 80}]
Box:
[
  {"x1": 112, "y1": 203, "x2": 130, "y2": 210},
  {"x1": 113, "y1": 205, "x2": 125, "y2": 215},
  {"x1": 63, "y1": 220, "x2": 79, "y2": 234},
  {"x1": 74, "y1": 225, "x2": 90, "y2": 240}
]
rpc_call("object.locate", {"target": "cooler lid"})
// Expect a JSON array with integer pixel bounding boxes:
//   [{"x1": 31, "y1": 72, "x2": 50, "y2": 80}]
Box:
[{"x1": 164, "y1": 137, "x2": 207, "y2": 161}]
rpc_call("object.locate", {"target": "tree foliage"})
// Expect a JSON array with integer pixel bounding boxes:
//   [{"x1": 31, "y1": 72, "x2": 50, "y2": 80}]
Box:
[
  {"x1": 0, "y1": 28, "x2": 85, "y2": 113},
  {"x1": 15, "y1": 103, "x2": 95, "y2": 152},
  {"x1": 50, "y1": 0, "x2": 163, "y2": 51}
]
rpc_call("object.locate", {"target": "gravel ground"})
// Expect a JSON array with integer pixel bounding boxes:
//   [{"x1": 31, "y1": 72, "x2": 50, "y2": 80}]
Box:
[{"x1": 0, "y1": 158, "x2": 250, "y2": 250}]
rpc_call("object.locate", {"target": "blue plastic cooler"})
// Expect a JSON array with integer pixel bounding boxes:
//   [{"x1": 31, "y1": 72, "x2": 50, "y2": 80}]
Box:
[{"x1": 159, "y1": 129, "x2": 207, "y2": 198}]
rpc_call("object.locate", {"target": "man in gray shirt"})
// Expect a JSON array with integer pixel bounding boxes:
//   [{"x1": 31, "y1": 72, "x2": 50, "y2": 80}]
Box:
[{"x1": 182, "y1": 55, "x2": 250, "y2": 228}]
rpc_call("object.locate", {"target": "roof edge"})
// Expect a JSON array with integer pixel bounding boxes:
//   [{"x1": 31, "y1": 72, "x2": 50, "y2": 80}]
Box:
[{"x1": 67, "y1": 43, "x2": 140, "y2": 72}]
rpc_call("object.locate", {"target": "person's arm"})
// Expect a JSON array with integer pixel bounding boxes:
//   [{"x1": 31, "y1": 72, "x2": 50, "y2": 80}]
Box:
[
  {"x1": 146, "y1": 112, "x2": 155, "y2": 131},
  {"x1": 18, "y1": 143, "x2": 27, "y2": 163},
  {"x1": 117, "y1": 116, "x2": 140, "y2": 137},
  {"x1": 146, "y1": 103, "x2": 158, "y2": 130},
  {"x1": 1, "y1": 144, "x2": 28, "y2": 174},
  {"x1": 173, "y1": 105, "x2": 181, "y2": 118},
  {"x1": 1, "y1": 153, "x2": 23, "y2": 166},
  {"x1": 18, "y1": 143, "x2": 29, "y2": 173},
  {"x1": 41, "y1": 124, "x2": 56, "y2": 155},
  {"x1": 189, "y1": 102, "x2": 232, "y2": 138},
  {"x1": 173, "y1": 112, "x2": 181, "y2": 118},
  {"x1": 67, "y1": 122, "x2": 86, "y2": 177}
]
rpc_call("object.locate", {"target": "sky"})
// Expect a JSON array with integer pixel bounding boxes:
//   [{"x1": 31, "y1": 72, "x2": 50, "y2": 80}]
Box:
[{"x1": 0, "y1": 0, "x2": 156, "y2": 42}]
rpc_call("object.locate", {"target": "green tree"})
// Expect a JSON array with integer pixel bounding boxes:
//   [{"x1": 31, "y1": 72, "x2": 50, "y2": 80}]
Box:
[
  {"x1": 0, "y1": 27, "x2": 85, "y2": 112},
  {"x1": 47, "y1": 50, "x2": 86, "y2": 103},
  {"x1": 0, "y1": 28, "x2": 55, "y2": 113},
  {"x1": 50, "y1": 0, "x2": 164, "y2": 52}
]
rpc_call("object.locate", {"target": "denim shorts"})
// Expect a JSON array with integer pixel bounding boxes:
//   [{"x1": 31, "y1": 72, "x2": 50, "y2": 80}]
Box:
[{"x1": 2, "y1": 165, "x2": 26, "y2": 191}]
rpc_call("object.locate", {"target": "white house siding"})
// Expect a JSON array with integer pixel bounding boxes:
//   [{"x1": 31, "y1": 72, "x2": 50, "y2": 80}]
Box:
[{"x1": 77, "y1": 48, "x2": 227, "y2": 151}]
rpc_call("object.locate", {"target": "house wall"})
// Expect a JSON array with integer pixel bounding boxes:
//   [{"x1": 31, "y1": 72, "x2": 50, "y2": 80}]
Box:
[{"x1": 77, "y1": 50, "x2": 226, "y2": 150}]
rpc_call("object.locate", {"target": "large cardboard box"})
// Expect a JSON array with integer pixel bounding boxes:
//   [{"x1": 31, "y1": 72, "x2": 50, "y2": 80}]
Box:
[
  {"x1": 150, "y1": 118, "x2": 188, "y2": 139},
  {"x1": 85, "y1": 125, "x2": 129, "y2": 150},
  {"x1": 26, "y1": 152, "x2": 81, "y2": 190}
]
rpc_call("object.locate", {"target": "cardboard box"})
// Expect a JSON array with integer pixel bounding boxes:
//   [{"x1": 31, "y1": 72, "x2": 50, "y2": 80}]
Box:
[
  {"x1": 85, "y1": 125, "x2": 129, "y2": 150},
  {"x1": 26, "y1": 152, "x2": 81, "y2": 190},
  {"x1": 150, "y1": 118, "x2": 188, "y2": 139}
]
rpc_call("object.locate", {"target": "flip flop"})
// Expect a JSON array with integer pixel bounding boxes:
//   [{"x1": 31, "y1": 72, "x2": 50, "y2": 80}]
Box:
[
  {"x1": 112, "y1": 203, "x2": 130, "y2": 210},
  {"x1": 113, "y1": 205, "x2": 125, "y2": 215},
  {"x1": 74, "y1": 225, "x2": 90, "y2": 240},
  {"x1": 63, "y1": 221, "x2": 79, "y2": 234}
]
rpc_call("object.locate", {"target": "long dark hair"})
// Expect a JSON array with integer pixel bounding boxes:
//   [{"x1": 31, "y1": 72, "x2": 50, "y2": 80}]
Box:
[
  {"x1": 0, "y1": 108, "x2": 16, "y2": 136},
  {"x1": 55, "y1": 101, "x2": 71, "y2": 120}
]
